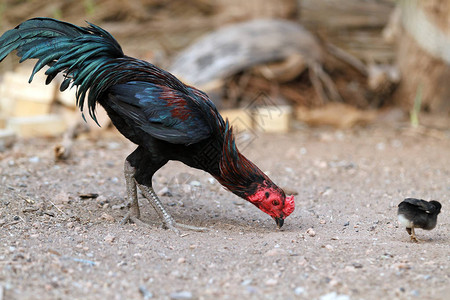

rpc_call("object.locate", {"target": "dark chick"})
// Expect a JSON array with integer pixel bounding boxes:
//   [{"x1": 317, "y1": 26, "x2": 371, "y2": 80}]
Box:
[
  {"x1": 397, "y1": 198, "x2": 441, "y2": 242},
  {"x1": 0, "y1": 18, "x2": 295, "y2": 233}
]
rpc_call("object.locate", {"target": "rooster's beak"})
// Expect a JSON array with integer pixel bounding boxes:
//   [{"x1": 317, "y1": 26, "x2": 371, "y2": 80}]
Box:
[{"x1": 274, "y1": 217, "x2": 284, "y2": 229}]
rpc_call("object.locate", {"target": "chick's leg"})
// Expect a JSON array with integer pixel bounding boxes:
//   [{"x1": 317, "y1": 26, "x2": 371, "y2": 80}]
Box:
[
  {"x1": 410, "y1": 226, "x2": 419, "y2": 243},
  {"x1": 136, "y1": 183, "x2": 208, "y2": 234}
]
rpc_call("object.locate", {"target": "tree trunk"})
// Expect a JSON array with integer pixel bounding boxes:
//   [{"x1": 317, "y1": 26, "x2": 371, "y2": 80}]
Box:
[{"x1": 394, "y1": 0, "x2": 450, "y2": 114}]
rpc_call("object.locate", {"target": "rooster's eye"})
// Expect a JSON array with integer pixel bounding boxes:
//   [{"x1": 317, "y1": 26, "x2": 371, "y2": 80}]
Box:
[
  {"x1": 272, "y1": 200, "x2": 280, "y2": 206},
  {"x1": 265, "y1": 192, "x2": 270, "y2": 198}
]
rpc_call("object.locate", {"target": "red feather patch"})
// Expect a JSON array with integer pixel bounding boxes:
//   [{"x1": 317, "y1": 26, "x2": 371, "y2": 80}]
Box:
[{"x1": 160, "y1": 87, "x2": 190, "y2": 121}]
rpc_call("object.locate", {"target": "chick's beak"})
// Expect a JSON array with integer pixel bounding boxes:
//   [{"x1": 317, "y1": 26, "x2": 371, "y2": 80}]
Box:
[{"x1": 274, "y1": 217, "x2": 284, "y2": 229}]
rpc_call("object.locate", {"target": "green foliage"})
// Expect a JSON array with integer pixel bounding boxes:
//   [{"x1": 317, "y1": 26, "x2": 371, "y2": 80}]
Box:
[
  {"x1": 51, "y1": 8, "x2": 63, "y2": 20},
  {"x1": 0, "y1": 2, "x2": 6, "y2": 30},
  {"x1": 84, "y1": 0, "x2": 96, "y2": 16}
]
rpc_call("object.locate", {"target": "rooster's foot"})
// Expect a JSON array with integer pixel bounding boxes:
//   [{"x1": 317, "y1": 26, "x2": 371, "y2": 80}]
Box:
[
  {"x1": 120, "y1": 212, "x2": 152, "y2": 228},
  {"x1": 163, "y1": 221, "x2": 209, "y2": 234},
  {"x1": 137, "y1": 183, "x2": 208, "y2": 234}
]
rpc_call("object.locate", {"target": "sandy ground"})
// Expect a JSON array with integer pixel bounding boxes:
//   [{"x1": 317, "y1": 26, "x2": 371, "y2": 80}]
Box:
[{"x1": 1, "y1": 122, "x2": 449, "y2": 300}]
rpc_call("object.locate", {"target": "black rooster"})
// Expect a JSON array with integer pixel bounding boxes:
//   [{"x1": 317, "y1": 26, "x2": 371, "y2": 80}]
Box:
[{"x1": 0, "y1": 18, "x2": 295, "y2": 232}]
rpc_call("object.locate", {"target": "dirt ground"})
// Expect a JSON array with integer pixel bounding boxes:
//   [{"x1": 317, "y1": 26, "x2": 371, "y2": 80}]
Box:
[{"x1": 0, "y1": 121, "x2": 449, "y2": 300}]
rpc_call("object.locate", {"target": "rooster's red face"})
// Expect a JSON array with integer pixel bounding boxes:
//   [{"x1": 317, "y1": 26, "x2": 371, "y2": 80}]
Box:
[{"x1": 247, "y1": 183, "x2": 295, "y2": 228}]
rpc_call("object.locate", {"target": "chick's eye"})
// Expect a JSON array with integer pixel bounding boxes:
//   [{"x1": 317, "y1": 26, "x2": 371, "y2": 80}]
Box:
[
  {"x1": 272, "y1": 200, "x2": 280, "y2": 206},
  {"x1": 265, "y1": 192, "x2": 270, "y2": 198}
]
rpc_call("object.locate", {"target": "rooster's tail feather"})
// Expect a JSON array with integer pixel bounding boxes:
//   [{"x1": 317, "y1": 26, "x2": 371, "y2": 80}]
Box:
[{"x1": 0, "y1": 17, "x2": 124, "y2": 123}]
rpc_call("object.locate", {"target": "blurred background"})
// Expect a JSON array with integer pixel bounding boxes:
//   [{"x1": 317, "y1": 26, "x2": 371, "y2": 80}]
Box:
[{"x1": 0, "y1": 0, "x2": 448, "y2": 142}]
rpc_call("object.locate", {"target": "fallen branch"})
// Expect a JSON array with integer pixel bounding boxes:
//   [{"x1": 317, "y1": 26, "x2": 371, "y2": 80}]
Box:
[
  {"x1": 54, "y1": 121, "x2": 90, "y2": 161},
  {"x1": 326, "y1": 43, "x2": 368, "y2": 76}
]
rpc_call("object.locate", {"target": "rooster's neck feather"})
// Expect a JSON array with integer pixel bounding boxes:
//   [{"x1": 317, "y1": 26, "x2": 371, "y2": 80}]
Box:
[{"x1": 214, "y1": 122, "x2": 269, "y2": 198}]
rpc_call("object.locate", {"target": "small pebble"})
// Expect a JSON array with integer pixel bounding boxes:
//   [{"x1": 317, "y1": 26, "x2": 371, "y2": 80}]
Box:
[
  {"x1": 324, "y1": 244, "x2": 334, "y2": 251},
  {"x1": 246, "y1": 286, "x2": 258, "y2": 294},
  {"x1": 294, "y1": 286, "x2": 305, "y2": 295},
  {"x1": 265, "y1": 278, "x2": 278, "y2": 286},
  {"x1": 107, "y1": 142, "x2": 121, "y2": 150},
  {"x1": 344, "y1": 266, "x2": 356, "y2": 272},
  {"x1": 100, "y1": 213, "x2": 115, "y2": 222},
  {"x1": 264, "y1": 248, "x2": 288, "y2": 257},
  {"x1": 320, "y1": 292, "x2": 350, "y2": 300},
  {"x1": 329, "y1": 279, "x2": 340, "y2": 287},
  {"x1": 189, "y1": 180, "x2": 201, "y2": 187},
  {"x1": 158, "y1": 186, "x2": 172, "y2": 197},
  {"x1": 170, "y1": 270, "x2": 182, "y2": 278},
  {"x1": 44, "y1": 211, "x2": 55, "y2": 217},
  {"x1": 104, "y1": 234, "x2": 116, "y2": 243},
  {"x1": 139, "y1": 285, "x2": 153, "y2": 299},
  {"x1": 306, "y1": 228, "x2": 316, "y2": 237},
  {"x1": 170, "y1": 291, "x2": 192, "y2": 299},
  {"x1": 392, "y1": 263, "x2": 411, "y2": 270},
  {"x1": 376, "y1": 142, "x2": 386, "y2": 151},
  {"x1": 96, "y1": 195, "x2": 108, "y2": 204},
  {"x1": 241, "y1": 279, "x2": 252, "y2": 286},
  {"x1": 352, "y1": 262, "x2": 363, "y2": 269},
  {"x1": 322, "y1": 188, "x2": 333, "y2": 196},
  {"x1": 177, "y1": 257, "x2": 186, "y2": 264},
  {"x1": 28, "y1": 156, "x2": 40, "y2": 163}
]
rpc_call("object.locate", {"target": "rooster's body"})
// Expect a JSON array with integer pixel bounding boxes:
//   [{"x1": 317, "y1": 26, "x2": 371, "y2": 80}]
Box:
[{"x1": 0, "y1": 18, "x2": 294, "y2": 232}]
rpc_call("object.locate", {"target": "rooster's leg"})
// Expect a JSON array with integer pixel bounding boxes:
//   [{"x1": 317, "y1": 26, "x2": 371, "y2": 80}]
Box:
[
  {"x1": 120, "y1": 160, "x2": 151, "y2": 227},
  {"x1": 136, "y1": 183, "x2": 208, "y2": 233}
]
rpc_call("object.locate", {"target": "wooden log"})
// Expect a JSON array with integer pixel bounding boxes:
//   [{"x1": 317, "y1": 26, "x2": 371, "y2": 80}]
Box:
[
  {"x1": 296, "y1": 103, "x2": 377, "y2": 128},
  {"x1": 393, "y1": 0, "x2": 450, "y2": 113},
  {"x1": 0, "y1": 129, "x2": 16, "y2": 150},
  {"x1": 300, "y1": 0, "x2": 396, "y2": 62},
  {"x1": 13, "y1": 98, "x2": 51, "y2": 117},
  {"x1": 54, "y1": 121, "x2": 90, "y2": 161},
  {"x1": 169, "y1": 19, "x2": 323, "y2": 89},
  {"x1": 220, "y1": 109, "x2": 253, "y2": 132},
  {"x1": 0, "y1": 70, "x2": 56, "y2": 104},
  {"x1": 0, "y1": 114, "x2": 6, "y2": 129},
  {"x1": 7, "y1": 115, "x2": 67, "y2": 138},
  {"x1": 56, "y1": 88, "x2": 77, "y2": 109},
  {"x1": 253, "y1": 105, "x2": 292, "y2": 133},
  {"x1": 0, "y1": 67, "x2": 57, "y2": 117}
]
